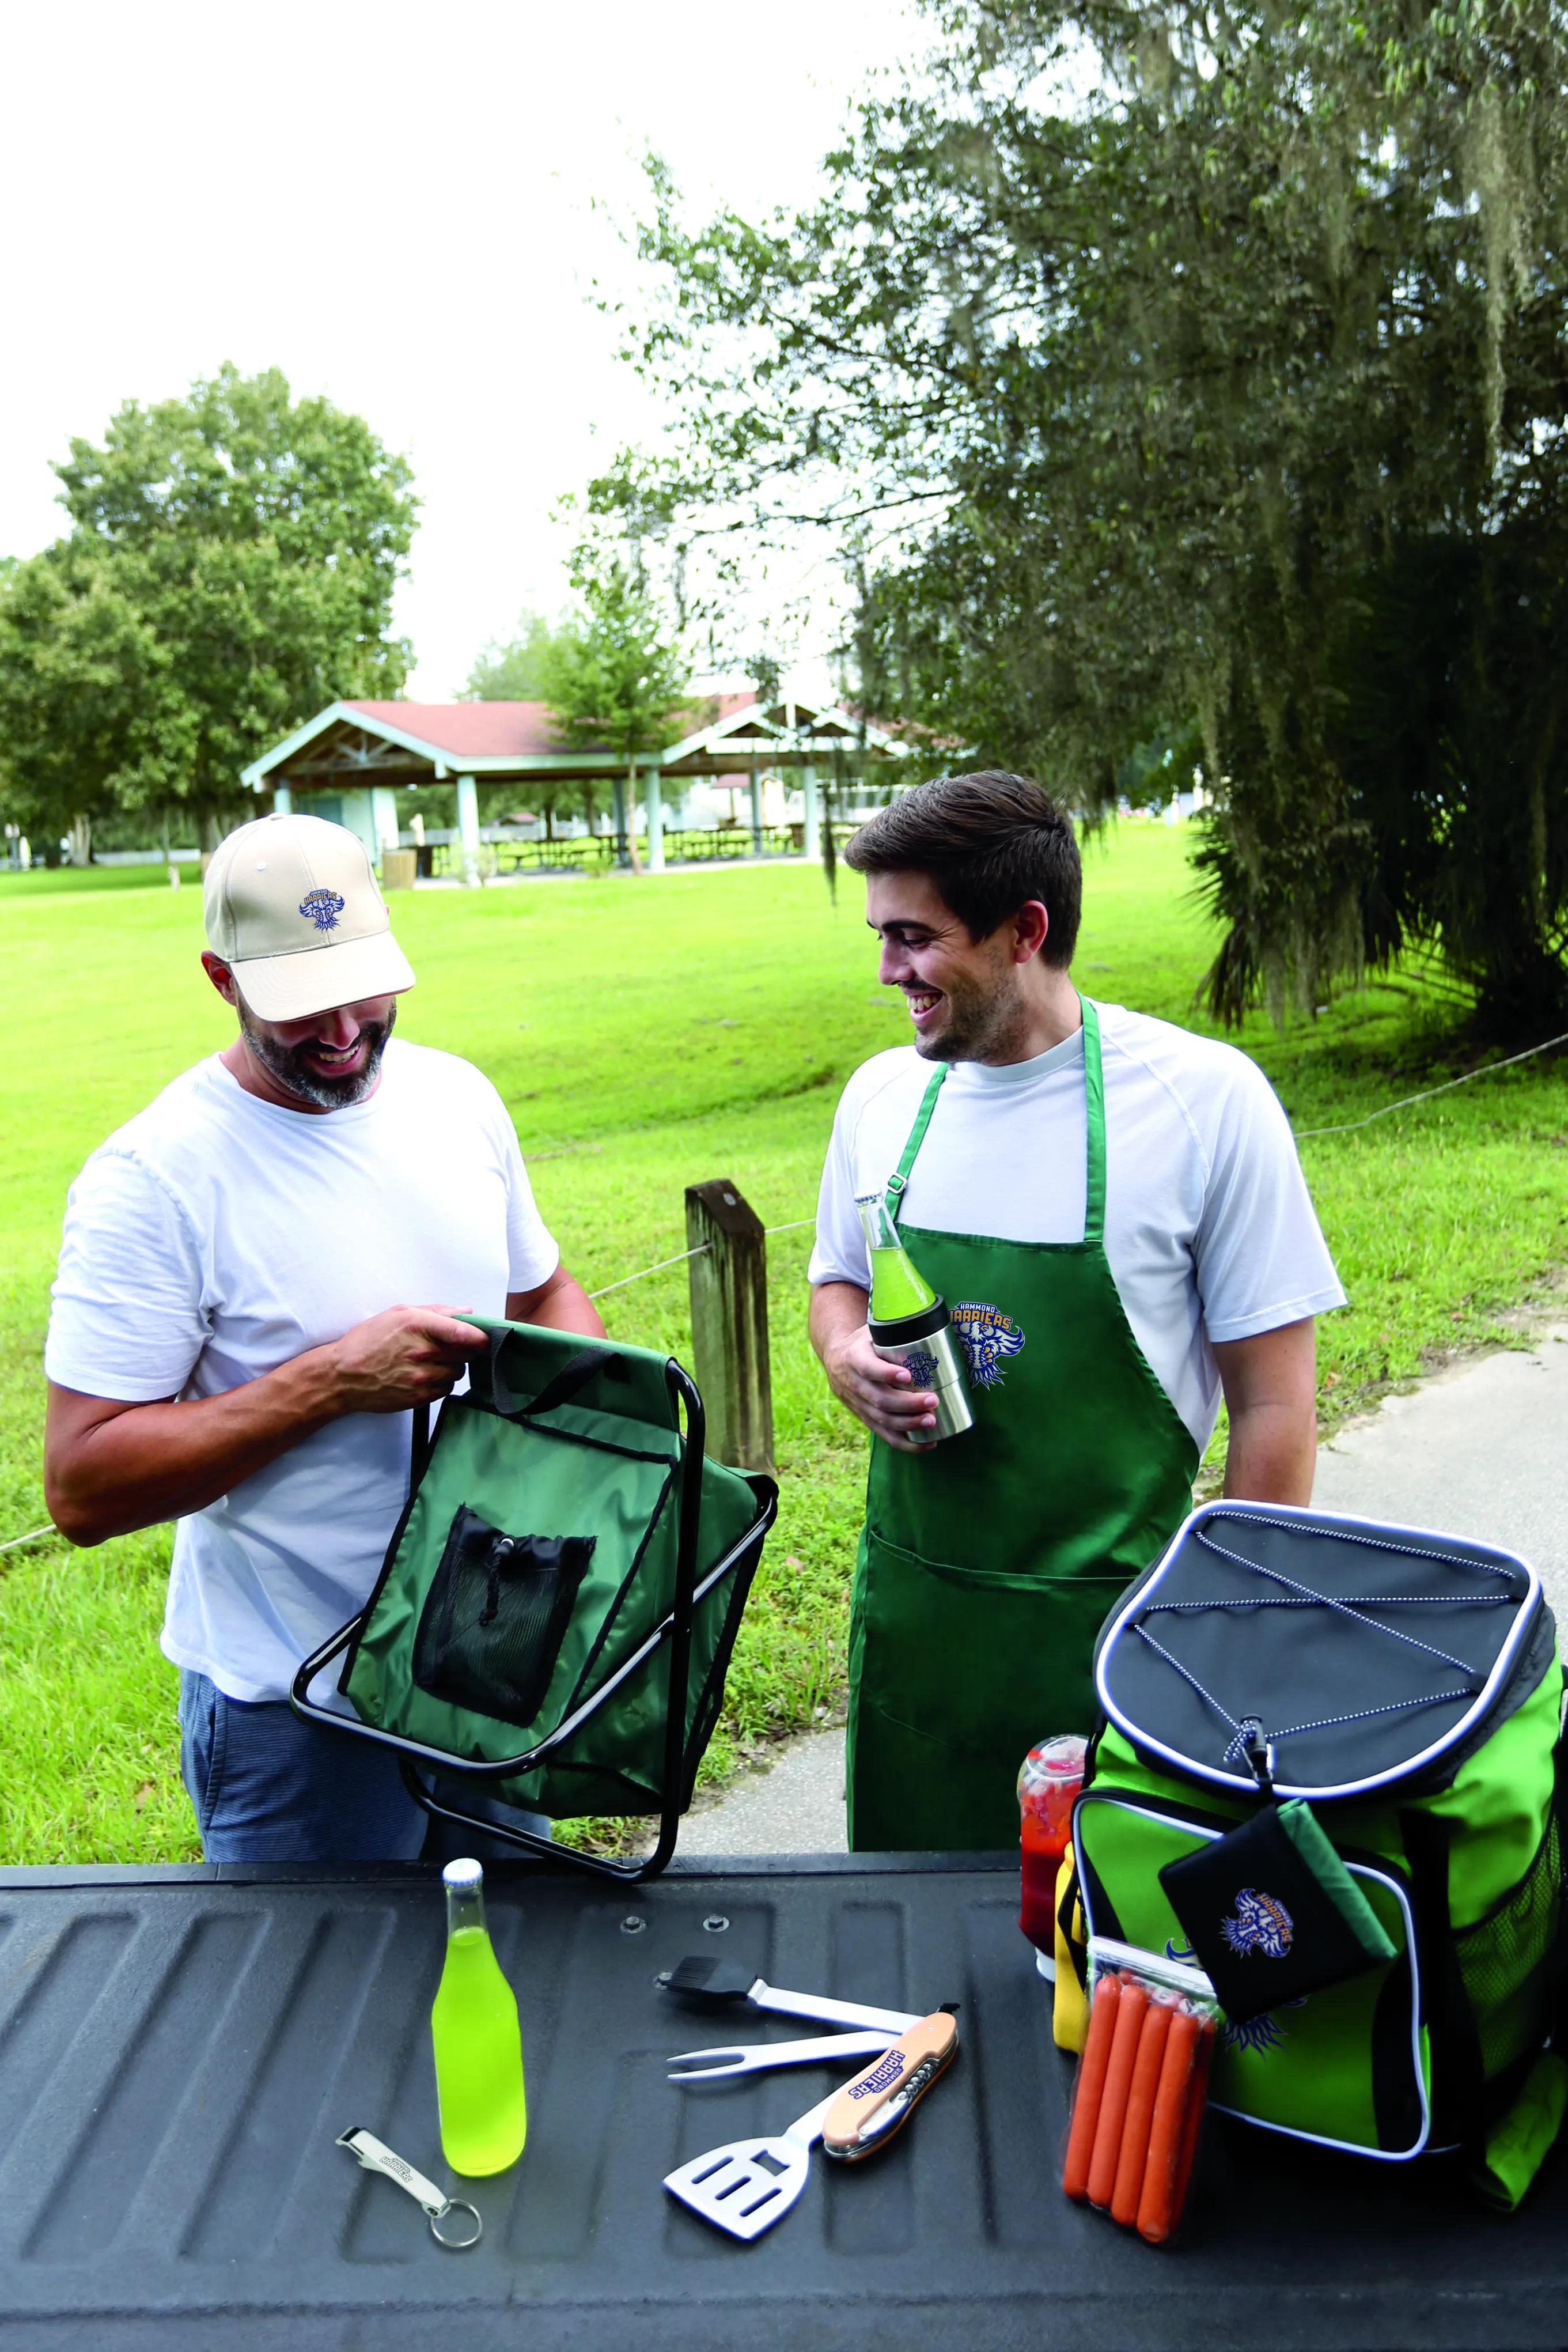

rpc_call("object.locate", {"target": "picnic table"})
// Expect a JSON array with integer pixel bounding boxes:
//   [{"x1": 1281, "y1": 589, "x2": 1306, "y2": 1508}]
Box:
[{"x1": 0, "y1": 1850, "x2": 1560, "y2": 2349}]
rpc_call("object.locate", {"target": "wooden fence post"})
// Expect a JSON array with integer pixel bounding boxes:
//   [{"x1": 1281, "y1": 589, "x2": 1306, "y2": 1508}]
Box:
[{"x1": 685, "y1": 1178, "x2": 775, "y2": 1471}]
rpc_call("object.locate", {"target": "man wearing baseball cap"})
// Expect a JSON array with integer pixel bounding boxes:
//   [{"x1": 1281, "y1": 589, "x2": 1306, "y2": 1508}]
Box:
[{"x1": 43, "y1": 811, "x2": 605, "y2": 1862}]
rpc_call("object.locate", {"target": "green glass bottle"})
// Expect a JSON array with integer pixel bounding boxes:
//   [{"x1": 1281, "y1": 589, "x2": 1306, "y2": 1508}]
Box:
[
  {"x1": 430, "y1": 1858, "x2": 527, "y2": 2175},
  {"x1": 858, "y1": 1192, "x2": 940, "y2": 1321}
]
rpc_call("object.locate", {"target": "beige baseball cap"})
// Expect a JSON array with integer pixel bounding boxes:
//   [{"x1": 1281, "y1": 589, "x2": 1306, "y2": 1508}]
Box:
[{"x1": 204, "y1": 812, "x2": 416, "y2": 1022}]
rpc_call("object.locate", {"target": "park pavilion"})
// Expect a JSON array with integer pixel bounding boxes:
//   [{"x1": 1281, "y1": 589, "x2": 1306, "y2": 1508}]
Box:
[{"x1": 240, "y1": 694, "x2": 908, "y2": 881}]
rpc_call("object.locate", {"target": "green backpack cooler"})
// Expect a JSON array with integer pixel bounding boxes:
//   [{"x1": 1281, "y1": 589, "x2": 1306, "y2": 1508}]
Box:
[
  {"x1": 291, "y1": 1319, "x2": 777, "y2": 1880},
  {"x1": 1070, "y1": 1501, "x2": 1566, "y2": 2206}
]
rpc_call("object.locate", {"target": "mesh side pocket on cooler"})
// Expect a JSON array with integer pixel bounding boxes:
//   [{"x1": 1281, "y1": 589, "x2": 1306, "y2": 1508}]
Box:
[
  {"x1": 413, "y1": 1504, "x2": 597, "y2": 1729},
  {"x1": 1454, "y1": 1807, "x2": 1563, "y2": 2082}
]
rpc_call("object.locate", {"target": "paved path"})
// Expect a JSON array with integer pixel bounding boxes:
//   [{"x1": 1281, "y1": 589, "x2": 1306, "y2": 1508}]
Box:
[{"x1": 681, "y1": 1325, "x2": 1568, "y2": 1859}]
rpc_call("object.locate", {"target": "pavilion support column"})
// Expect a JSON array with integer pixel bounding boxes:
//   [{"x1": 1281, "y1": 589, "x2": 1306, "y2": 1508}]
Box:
[
  {"x1": 645, "y1": 766, "x2": 665, "y2": 872},
  {"x1": 612, "y1": 776, "x2": 630, "y2": 867},
  {"x1": 800, "y1": 763, "x2": 819, "y2": 862},
  {"x1": 749, "y1": 763, "x2": 764, "y2": 857},
  {"x1": 272, "y1": 785, "x2": 293, "y2": 815},
  {"x1": 456, "y1": 773, "x2": 481, "y2": 886},
  {"x1": 371, "y1": 786, "x2": 400, "y2": 859}
]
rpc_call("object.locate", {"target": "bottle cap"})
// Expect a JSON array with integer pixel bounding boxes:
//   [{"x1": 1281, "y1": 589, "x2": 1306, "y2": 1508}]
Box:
[{"x1": 442, "y1": 1857, "x2": 484, "y2": 1889}]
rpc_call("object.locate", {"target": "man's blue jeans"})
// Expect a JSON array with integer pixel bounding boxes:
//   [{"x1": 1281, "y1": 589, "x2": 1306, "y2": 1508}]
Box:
[{"x1": 177, "y1": 1671, "x2": 547, "y2": 1865}]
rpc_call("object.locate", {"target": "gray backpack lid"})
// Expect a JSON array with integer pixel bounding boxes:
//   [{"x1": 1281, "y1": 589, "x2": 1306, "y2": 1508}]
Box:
[{"x1": 1094, "y1": 1500, "x2": 1547, "y2": 1801}]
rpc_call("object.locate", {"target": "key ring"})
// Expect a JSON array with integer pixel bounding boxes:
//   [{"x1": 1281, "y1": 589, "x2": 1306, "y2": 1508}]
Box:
[
  {"x1": 429, "y1": 2198, "x2": 483, "y2": 2250},
  {"x1": 337, "y1": 2126, "x2": 484, "y2": 2251}
]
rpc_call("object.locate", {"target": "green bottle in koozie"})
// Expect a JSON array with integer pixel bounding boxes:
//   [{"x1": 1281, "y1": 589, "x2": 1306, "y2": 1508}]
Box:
[{"x1": 857, "y1": 1194, "x2": 974, "y2": 1442}]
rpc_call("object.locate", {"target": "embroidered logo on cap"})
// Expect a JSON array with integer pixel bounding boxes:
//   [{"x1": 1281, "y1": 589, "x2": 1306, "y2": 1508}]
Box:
[
  {"x1": 299, "y1": 888, "x2": 346, "y2": 933},
  {"x1": 950, "y1": 1302, "x2": 1025, "y2": 1390},
  {"x1": 1220, "y1": 1888, "x2": 1296, "y2": 1960}
]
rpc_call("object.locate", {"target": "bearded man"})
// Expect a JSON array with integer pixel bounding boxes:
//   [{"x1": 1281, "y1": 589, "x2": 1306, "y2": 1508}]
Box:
[
  {"x1": 44, "y1": 811, "x2": 603, "y2": 1863},
  {"x1": 809, "y1": 773, "x2": 1344, "y2": 1851}
]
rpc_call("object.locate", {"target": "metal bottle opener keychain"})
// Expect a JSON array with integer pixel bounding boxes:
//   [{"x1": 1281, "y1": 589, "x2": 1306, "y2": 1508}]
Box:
[{"x1": 336, "y1": 2127, "x2": 483, "y2": 2249}]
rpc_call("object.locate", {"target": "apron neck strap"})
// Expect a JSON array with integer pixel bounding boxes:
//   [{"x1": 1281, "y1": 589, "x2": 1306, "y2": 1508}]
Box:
[
  {"x1": 885, "y1": 1063, "x2": 949, "y2": 1223},
  {"x1": 884, "y1": 1000, "x2": 1106, "y2": 1241},
  {"x1": 1081, "y1": 995, "x2": 1107, "y2": 1244}
]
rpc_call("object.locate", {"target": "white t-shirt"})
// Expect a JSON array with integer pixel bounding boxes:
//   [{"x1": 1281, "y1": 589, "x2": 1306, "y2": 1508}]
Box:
[
  {"x1": 46, "y1": 1039, "x2": 560, "y2": 1703},
  {"x1": 809, "y1": 1001, "x2": 1344, "y2": 1452}
]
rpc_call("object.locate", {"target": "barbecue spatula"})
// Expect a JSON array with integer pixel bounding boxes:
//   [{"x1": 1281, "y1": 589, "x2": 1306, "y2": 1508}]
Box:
[
  {"x1": 664, "y1": 2085, "x2": 840, "y2": 2241},
  {"x1": 665, "y1": 2017, "x2": 959, "y2": 2239}
]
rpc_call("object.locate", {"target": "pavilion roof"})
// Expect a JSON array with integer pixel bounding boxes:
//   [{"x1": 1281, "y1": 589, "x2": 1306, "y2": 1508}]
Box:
[{"x1": 240, "y1": 691, "x2": 903, "y2": 793}]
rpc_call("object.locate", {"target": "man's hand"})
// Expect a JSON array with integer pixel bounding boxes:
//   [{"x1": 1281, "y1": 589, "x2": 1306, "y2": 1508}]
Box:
[
  {"x1": 325, "y1": 1306, "x2": 487, "y2": 1413},
  {"x1": 46, "y1": 1302, "x2": 488, "y2": 1546},
  {"x1": 810, "y1": 1280, "x2": 940, "y2": 1450}
]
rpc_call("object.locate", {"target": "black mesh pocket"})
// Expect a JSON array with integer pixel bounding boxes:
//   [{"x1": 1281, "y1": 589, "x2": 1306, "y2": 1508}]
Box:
[
  {"x1": 1454, "y1": 1808, "x2": 1563, "y2": 2081},
  {"x1": 413, "y1": 1506, "x2": 596, "y2": 1728}
]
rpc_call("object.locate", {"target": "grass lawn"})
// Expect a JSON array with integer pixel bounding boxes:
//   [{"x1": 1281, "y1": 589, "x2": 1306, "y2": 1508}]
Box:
[{"x1": 3, "y1": 827, "x2": 1566, "y2": 1862}]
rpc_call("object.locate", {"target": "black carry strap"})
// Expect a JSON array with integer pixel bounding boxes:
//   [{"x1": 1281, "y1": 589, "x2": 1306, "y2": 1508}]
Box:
[
  {"x1": 410, "y1": 1402, "x2": 433, "y2": 1492},
  {"x1": 487, "y1": 1334, "x2": 632, "y2": 1423}
]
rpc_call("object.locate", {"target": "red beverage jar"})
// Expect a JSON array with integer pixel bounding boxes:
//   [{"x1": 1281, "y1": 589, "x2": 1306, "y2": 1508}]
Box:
[{"x1": 1018, "y1": 1734, "x2": 1088, "y2": 1957}]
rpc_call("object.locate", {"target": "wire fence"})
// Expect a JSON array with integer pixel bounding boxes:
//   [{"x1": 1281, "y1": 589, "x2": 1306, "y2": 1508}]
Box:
[
  {"x1": 585, "y1": 1216, "x2": 816, "y2": 1300},
  {"x1": 1, "y1": 1526, "x2": 52, "y2": 1557},
  {"x1": 1293, "y1": 1027, "x2": 1568, "y2": 1139}
]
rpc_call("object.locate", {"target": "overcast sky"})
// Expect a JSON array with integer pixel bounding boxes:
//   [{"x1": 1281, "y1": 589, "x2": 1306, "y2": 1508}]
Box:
[{"x1": 2, "y1": 0, "x2": 925, "y2": 699}]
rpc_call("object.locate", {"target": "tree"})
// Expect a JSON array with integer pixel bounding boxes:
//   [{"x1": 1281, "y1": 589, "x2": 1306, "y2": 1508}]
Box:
[
  {"x1": 461, "y1": 609, "x2": 558, "y2": 702},
  {"x1": 537, "y1": 521, "x2": 689, "y2": 856},
  {"x1": 464, "y1": 609, "x2": 593, "y2": 838},
  {"x1": 0, "y1": 365, "x2": 415, "y2": 855},
  {"x1": 624, "y1": 1, "x2": 1568, "y2": 1034},
  {"x1": 0, "y1": 547, "x2": 190, "y2": 863}
]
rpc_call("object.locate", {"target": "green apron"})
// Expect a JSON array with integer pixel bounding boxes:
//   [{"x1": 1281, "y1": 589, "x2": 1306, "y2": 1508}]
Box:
[{"x1": 846, "y1": 997, "x2": 1200, "y2": 1851}]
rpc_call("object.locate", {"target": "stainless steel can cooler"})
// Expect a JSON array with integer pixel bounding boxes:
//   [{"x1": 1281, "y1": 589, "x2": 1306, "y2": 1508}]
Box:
[{"x1": 868, "y1": 1305, "x2": 975, "y2": 1443}]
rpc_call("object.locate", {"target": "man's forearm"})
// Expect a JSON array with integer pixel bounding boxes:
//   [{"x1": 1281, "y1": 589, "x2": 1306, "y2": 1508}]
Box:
[
  {"x1": 1214, "y1": 1318, "x2": 1318, "y2": 1507},
  {"x1": 809, "y1": 1279, "x2": 871, "y2": 1370},
  {"x1": 506, "y1": 1264, "x2": 607, "y2": 1340},
  {"x1": 47, "y1": 1302, "x2": 486, "y2": 1546},
  {"x1": 46, "y1": 1348, "x2": 349, "y2": 1545},
  {"x1": 1222, "y1": 1400, "x2": 1316, "y2": 1504}
]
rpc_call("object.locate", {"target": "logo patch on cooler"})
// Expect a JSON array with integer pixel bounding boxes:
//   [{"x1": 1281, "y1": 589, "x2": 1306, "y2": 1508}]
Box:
[
  {"x1": 950, "y1": 1302, "x2": 1025, "y2": 1389},
  {"x1": 1167, "y1": 1935, "x2": 1300, "y2": 2050},
  {"x1": 1220, "y1": 1888, "x2": 1295, "y2": 1961},
  {"x1": 903, "y1": 1347, "x2": 938, "y2": 1388},
  {"x1": 299, "y1": 888, "x2": 346, "y2": 933}
]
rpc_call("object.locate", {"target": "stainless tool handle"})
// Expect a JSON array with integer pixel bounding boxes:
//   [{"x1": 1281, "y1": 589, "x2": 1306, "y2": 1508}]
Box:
[
  {"x1": 666, "y1": 2029, "x2": 897, "y2": 2079},
  {"x1": 752, "y1": 1984, "x2": 923, "y2": 2034},
  {"x1": 784, "y1": 2086, "x2": 852, "y2": 2151}
]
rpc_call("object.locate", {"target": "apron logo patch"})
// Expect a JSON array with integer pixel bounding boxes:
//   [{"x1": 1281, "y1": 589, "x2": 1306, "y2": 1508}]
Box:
[
  {"x1": 950, "y1": 1302, "x2": 1025, "y2": 1389},
  {"x1": 299, "y1": 888, "x2": 346, "y2": 933},
  {"x1": 1221, "y1": 1888, "x2": 1295, "y2": 1960}
]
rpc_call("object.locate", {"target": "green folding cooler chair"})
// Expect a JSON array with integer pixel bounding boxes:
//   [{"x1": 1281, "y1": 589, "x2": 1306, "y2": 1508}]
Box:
[{"x1": 290, "y1": 1317, "x2": 778, "y2": 1881}]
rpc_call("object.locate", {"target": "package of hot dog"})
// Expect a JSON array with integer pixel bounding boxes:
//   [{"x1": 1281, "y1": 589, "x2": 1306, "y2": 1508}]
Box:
[{"x1": 1061, "y1": 1938, "x2": 1220, "y2": 2245}]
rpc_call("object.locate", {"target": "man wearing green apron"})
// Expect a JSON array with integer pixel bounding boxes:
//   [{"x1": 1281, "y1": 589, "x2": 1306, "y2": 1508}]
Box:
[{"x1": 809, "y1": 773, "x2": 1345, "y2": 1850}]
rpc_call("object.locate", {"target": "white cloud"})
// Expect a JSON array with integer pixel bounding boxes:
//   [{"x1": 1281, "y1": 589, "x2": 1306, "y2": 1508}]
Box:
[{"x1": 1, "y1": 0, "x2": 922, "y2": 701}]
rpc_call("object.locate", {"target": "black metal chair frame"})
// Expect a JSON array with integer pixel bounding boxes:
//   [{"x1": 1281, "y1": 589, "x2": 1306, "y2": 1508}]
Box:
[{"x1": 290, "y1": 1361, "x2": 777, "y2": 1882}]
